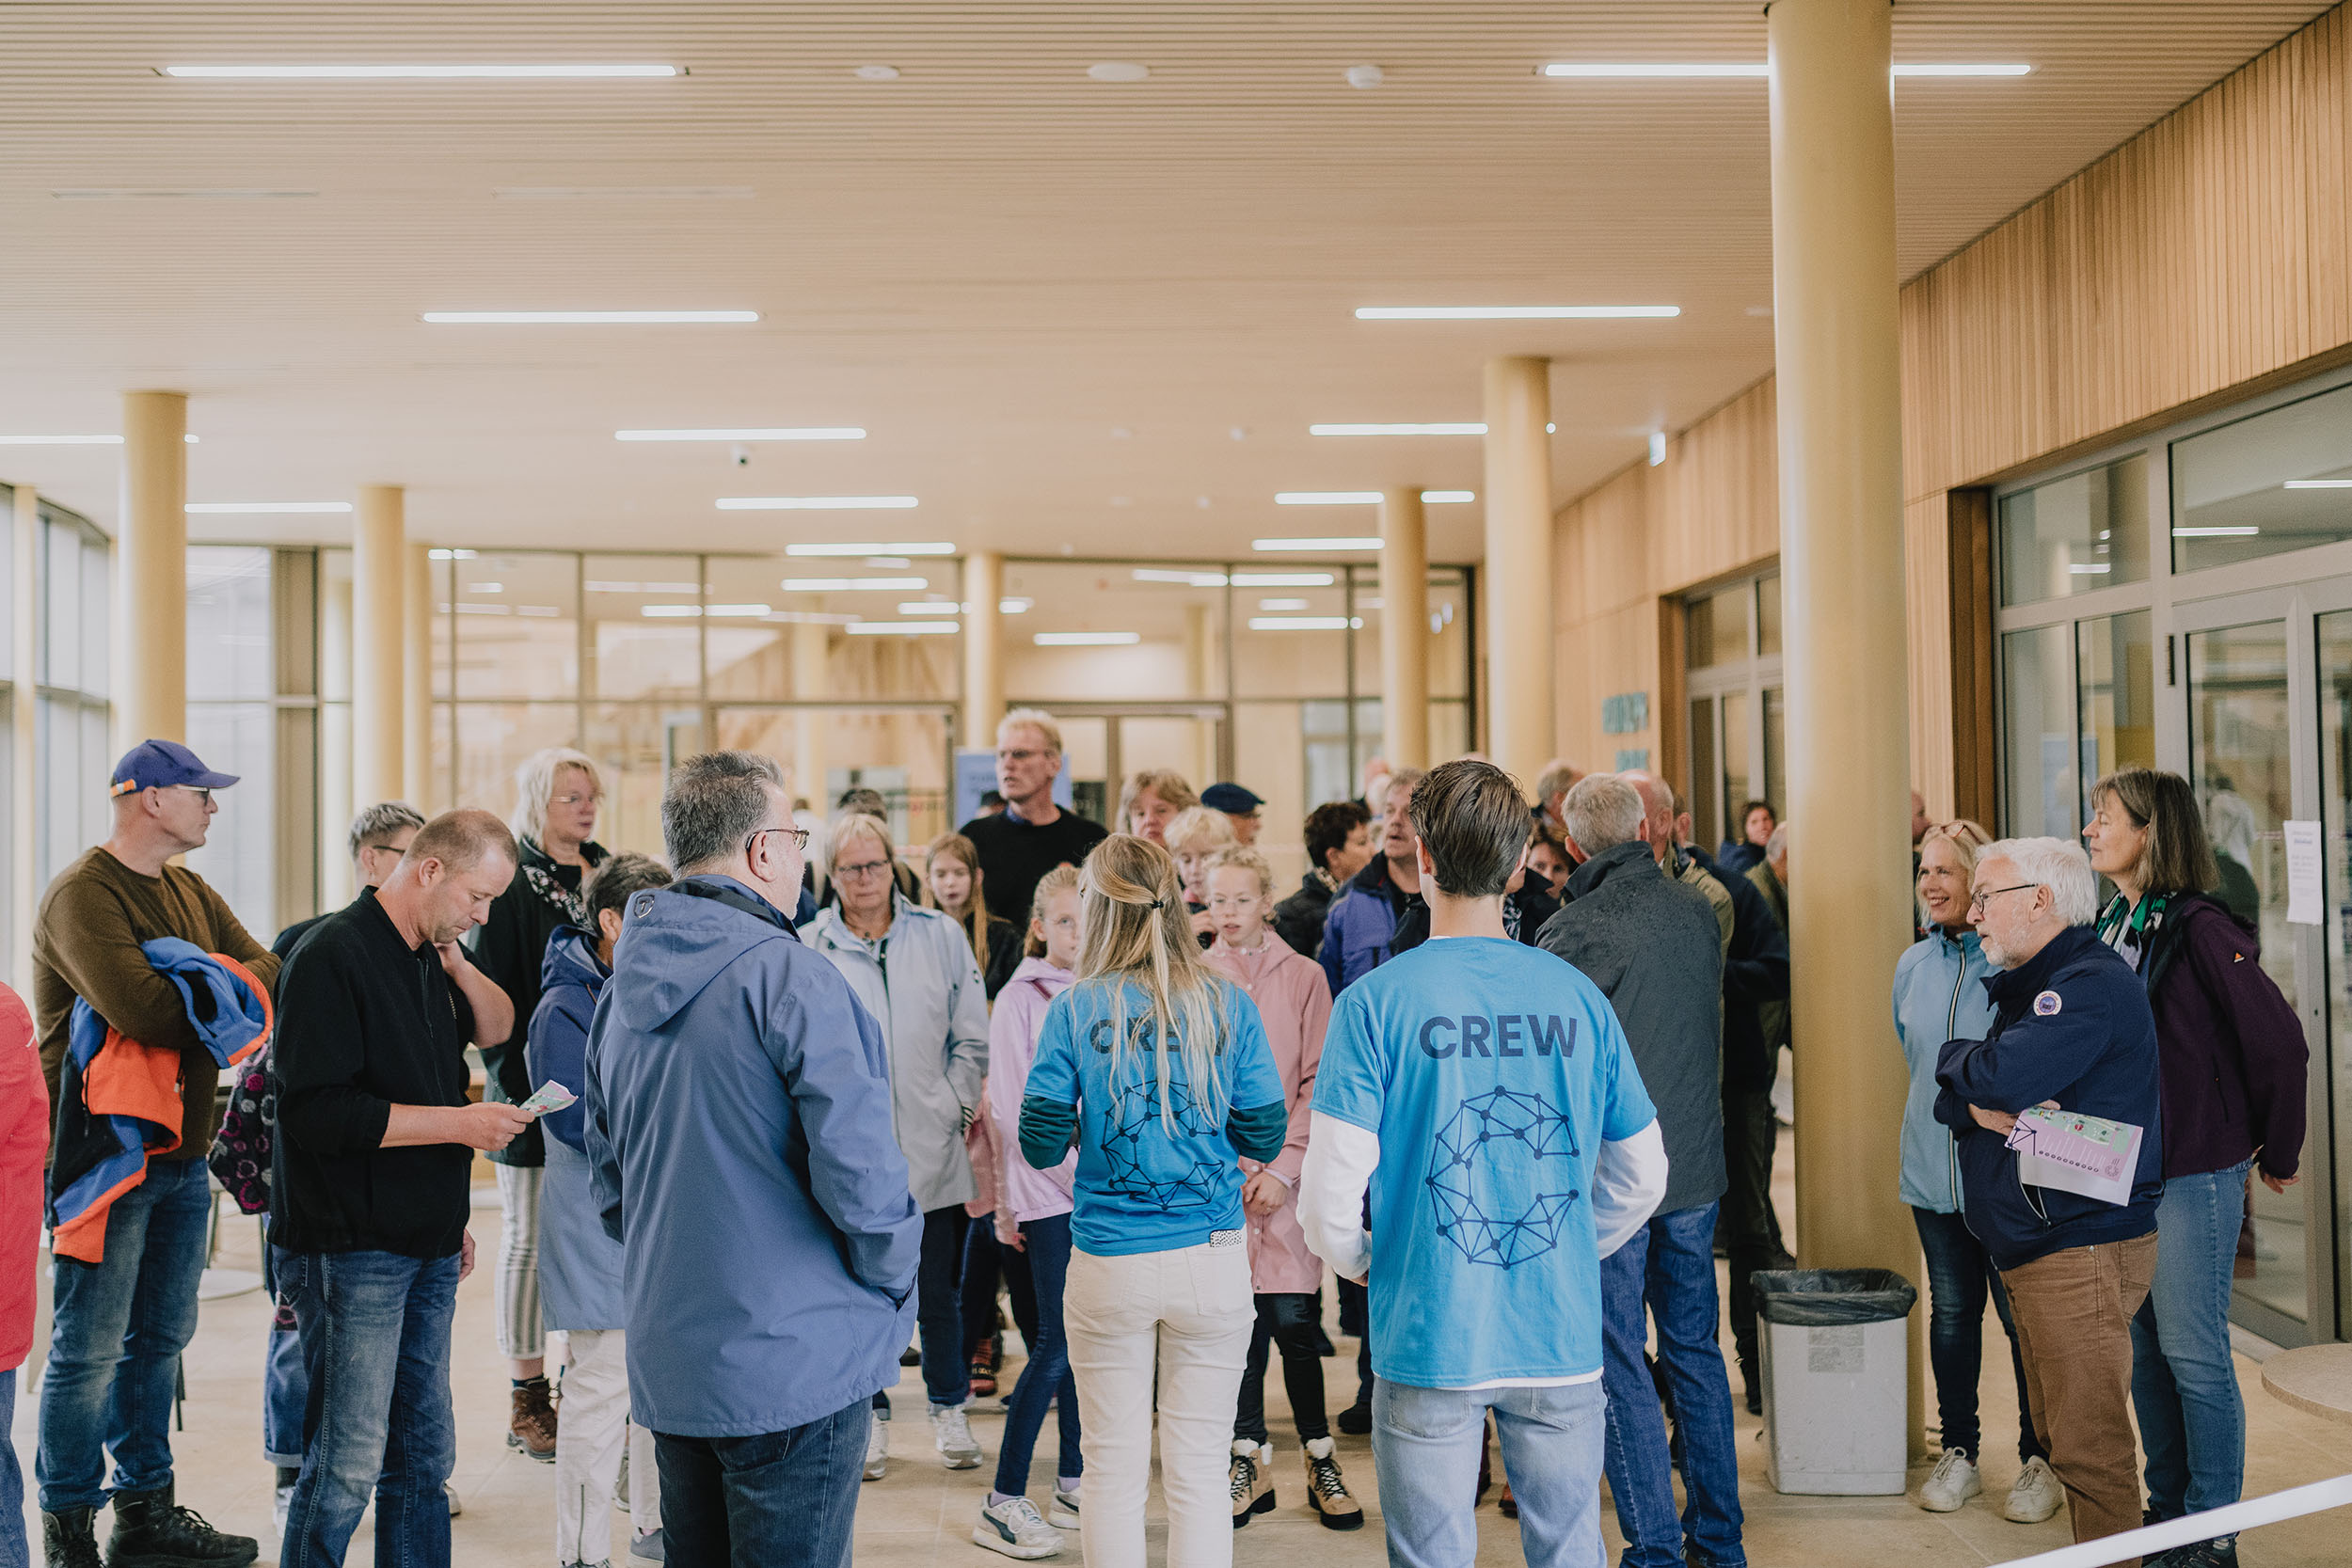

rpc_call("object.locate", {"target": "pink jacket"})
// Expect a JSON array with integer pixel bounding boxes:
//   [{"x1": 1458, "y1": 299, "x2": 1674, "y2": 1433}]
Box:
[
  {"x1": 985, "y1": 957, "x2": 1078, "y2": 1242},
  {"x1": 1204, "y1": 934, "x2": 1331, "y2": 1294}
]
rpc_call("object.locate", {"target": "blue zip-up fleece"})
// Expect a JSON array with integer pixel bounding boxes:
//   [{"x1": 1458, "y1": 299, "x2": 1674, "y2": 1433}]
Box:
[
  {"x1": 528, "y1": 927, "x2": 626, "y2": 1330},
  {"x1": 585, "y1": 875, "x2": 923, "y2": 1437},
  {"x1": 1892, "y1": 926, "x2": 1997, "y2": 1213},
  {"x1": 1317, "y1": 856, "x2": 1411, "y2": 994},
  {"x1": 1933, "y1": 924, "x2": 2164, "y2": 1271}
]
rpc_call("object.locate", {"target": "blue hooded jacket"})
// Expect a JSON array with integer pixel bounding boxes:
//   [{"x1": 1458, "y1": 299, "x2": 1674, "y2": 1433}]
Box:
[
  {"x1": 1891, "y1": 926, "x2": 1997, "y2": 1212},
  {"x1": 1317, "y1": 855, "x2": 1411, "y2": 994},
  {"x1": 1934, "y1": 924, "x2": 2164, "y2": 1271},
  {"x1": 528, "y1": 927, "x2": 624, "y2": 1329},
  {"x1": 585, "y1": 875, "x2": 923, "y2": 1437}
]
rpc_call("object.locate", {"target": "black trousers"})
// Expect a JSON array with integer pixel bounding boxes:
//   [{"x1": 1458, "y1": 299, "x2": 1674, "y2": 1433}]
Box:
[
  {"x1": 1233, "y1": 1291, "x2": 1330, "y2": 1445},
  {"x1": 875, "y1": 1206, "x2": 970, "y2": 1412},
  {"x1": 1719, "y1": 1086, "x2": 1789, "y2": 1365},
  {"x1": 960, "y1": 1215, "x2": 1040, "y2": 1360}
]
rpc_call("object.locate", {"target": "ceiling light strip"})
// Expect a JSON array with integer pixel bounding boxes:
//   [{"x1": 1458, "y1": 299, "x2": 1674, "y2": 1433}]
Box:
[
  {"x1": 719, "y1": 496, "x2": 916, "y2": 511},
  {"x1": 1356, "y1": 305, "x2": 1677, "y2": 320},
  {"x1": 785, "y1": 541, "x2": 953, "y2": 555},
  {"x1": 1310, "y1": 422, "x2": 1487, "y2": 436},
  {"x1": 163, "y1": 64, "x2": 682, "y2": 80},
  {"x1": 1253, "y1": 537, "x2": 1381, "y2": 552},
  {"x1": 617, "y1": 427, "x2": 863, "y2": 441}
]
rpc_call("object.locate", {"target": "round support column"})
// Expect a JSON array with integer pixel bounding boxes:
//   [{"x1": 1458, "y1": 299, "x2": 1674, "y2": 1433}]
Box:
[
  {"x1": 117, "y1": 391, "x2": 187, "y2": 748},
  {"x1": 1482, "y1": 356, "x2": 1553, "y2": 786},
  {"x1": 963, "y1": 551, "x2": 1004, "y2": 752},
  {"x1": 1379, "y1": 486, "x2": 1430, "y2": 770},
  {"x1": 352, "y1": 484, "x2": 405, "y2": 807},
  {"x1": 1767, "y1": 0, "x2": 1921, "y2": 1445}
]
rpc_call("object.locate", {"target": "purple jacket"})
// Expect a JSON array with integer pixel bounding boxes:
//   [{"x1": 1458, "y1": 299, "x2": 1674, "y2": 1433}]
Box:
[{"x1": 2137, "y1": 895, "x2": 2308, "y2": 1180}]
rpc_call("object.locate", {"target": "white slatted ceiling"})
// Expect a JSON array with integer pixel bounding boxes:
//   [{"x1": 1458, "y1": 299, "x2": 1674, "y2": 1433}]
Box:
[{"x1": 0, "y1": 2, "x2": 2333, "y2": 553}]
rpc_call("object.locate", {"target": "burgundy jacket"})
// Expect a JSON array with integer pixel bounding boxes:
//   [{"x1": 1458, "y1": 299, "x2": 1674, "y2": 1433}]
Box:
[{"x1": 2138, "y1": 895, "x2": 2309, "y2": 1180}]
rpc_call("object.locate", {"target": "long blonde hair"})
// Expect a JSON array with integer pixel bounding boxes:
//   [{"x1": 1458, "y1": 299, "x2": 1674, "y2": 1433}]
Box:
[{"x1": 1075, "y1": 834, "x2": 1236, "y2": 1132}]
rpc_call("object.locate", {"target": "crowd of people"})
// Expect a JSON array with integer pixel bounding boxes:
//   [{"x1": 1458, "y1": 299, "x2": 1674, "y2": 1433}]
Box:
[{"x1": 0, "y1": 709, "x2": 2312, "y2": 1568}]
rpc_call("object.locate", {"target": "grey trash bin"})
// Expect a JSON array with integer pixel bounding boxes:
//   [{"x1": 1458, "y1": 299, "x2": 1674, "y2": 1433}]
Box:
[{"x1": 1753, "y1": 1269, "x2": 1917, "y2": 1496}]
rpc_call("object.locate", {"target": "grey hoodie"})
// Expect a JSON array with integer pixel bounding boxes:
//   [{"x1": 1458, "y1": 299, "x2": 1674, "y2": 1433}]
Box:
[{"x1": 585, "y1": 875, "x2": 921, "y2": 1438}]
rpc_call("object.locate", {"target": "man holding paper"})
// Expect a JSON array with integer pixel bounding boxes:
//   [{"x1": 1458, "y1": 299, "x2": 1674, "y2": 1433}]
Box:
[
  {"x1": 271, "y1": 810, "x2": 524, "y2": 1568},
  {"x1": 1934, "y1": 836, "x2": 2164, "y2": 1563}
]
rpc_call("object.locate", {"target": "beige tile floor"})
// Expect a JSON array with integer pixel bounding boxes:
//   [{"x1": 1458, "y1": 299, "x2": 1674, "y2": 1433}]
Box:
[{"x1": 12, "y1": 1169, "x2": 2352, "y2": 1566}]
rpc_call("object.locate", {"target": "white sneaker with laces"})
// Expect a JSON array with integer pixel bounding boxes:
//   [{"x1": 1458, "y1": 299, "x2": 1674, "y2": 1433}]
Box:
[
  {"x1": 865, "y1": 1412, "x2": 889, "y2": 1481},
  {"x1": 1048, "y1": 1487, "x2": 1081, "y2": 1529},
  {"x1": 1919, "y1": 1448, "x2": 1982, "y2": 1513},
  {"x1": 974, "y1": 1496, "x2": 1064, "y2": 1559},
  {"x1": 933, "y1": 1403, "x2": 985, "y2": 1469},
  {"x1": 2005, "y1": 1456, "x2": 2063, "y2": 1523}
]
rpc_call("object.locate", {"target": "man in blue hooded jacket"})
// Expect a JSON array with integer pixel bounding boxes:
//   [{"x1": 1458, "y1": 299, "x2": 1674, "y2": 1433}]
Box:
[
  {"x1": 1935, "y1": 835, "x2": 2162, "y2": 1561},
  {"x1": 585, "y1": 751, "x2": 922, "y2": 1568}
]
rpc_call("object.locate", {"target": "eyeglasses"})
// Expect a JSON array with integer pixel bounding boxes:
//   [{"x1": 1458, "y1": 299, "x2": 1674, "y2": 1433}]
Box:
[
  {"x1": 170, "y1": 785, "x2": 214, "y2": 805},
  {"x1": 996, "y1": 748, "x2": 1048, "y2": 764},
  {"x1": 745, "y1": 825, "x2": 811, "y2": 858},
  {"x1": 834, "y1": 859, "x2": 895, "y2": 880},
  {"x1": 551, "y1": 792, "x2": 597, "y2": 807},
  {"x1": 1969, "y1": 882, "x2": 2041, "y2": 914}
]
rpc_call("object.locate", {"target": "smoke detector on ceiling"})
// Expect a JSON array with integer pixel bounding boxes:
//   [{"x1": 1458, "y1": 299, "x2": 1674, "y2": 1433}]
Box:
[{"x1": 1344, "y1": 64, "x2": 1385, "y2": 89}]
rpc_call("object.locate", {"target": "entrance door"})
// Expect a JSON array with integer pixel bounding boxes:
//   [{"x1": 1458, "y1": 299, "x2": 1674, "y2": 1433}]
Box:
[
  {"x1": 2175, "y1": 588, "x2": 2344, "y2": 1343},
  {"x1": 1040, "y1": 704, "x2": 1230, "y2": 829}
]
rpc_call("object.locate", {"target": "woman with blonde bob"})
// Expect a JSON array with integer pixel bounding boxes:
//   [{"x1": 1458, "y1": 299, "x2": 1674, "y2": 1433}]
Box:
[
  {"x1": 1165, "y1": 805, "x2": 1238, "y2": 945},
  {"x1": 1120, "y1": 769, "x2": 1200, "y2": 846},
  {"x1": 1019, "y1": 835, "x2": 1288, "y2": 1568}
]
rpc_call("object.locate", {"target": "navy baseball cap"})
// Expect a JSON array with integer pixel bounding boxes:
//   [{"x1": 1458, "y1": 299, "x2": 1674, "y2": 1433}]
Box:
[
  {"x1": 109, "y1": 739, "x2": 240, "y2": 798},
  {"x1": 1202, "y1": 783, "x2": 1263, "y2": 815}
]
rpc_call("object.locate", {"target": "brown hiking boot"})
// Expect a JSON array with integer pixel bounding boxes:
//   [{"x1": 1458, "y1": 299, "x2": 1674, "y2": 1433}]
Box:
[
  {"x1": 508, "y1": 1377, "x2": 558, "y2": 1463},
  {"x1": 1229, "y1": 1441, "x2": 1274, "y2": 1528},
  {"x1": 1303, "y1": 1438, "x2": 1364, "y2": 1530}
]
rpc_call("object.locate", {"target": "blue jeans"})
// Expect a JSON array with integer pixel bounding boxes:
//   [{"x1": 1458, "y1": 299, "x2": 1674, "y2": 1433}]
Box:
[
  {"x1": 2131, "y1": 1159, "x2": 2251, "y2": 1521},
  {"x1": 280, "y1": 1248, "x2": 461, "y2": 1568},
  {"x1": 1913, "y1": 1207, "x2": 2043, "y2": 1464},
  {"x1": 875, "y1": 1206, "x2": 971, "y2": 1418},
  {"x1": 263, "y1": 1244, "x2": 307, "y2": 1466},
  {"x1": 993, "y1": 1214, "x2": 1081, "y2": 1498},
  {"x1": 35, "y1": 1155, "x2": 211, "y2": 1512},
  {"x1": 655, "y1": 1397, "x2": 869, "y2": 1568},
  {"x1": 1600, "y1": 1201, "x2": 1746, "y2": 1568},
  {"x1": 1373, "y1": 1379, "x2": 1607, "y2": 1568},
  {"x1": 2, "y1": 1367, "x2": 26, "y2": 1568}
]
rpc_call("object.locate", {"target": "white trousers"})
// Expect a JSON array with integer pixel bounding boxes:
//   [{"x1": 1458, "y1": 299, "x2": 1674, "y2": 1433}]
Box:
[
  {"x1": 1063, "y1": 1240, "x2": 1256, "y2": 1568},
  {"x1": 494, "y1": 1163, "x2": 544, "y2": 1361},
  {"x1": 554, "y1": 1328, "x2": 660, "y2": 1567}
]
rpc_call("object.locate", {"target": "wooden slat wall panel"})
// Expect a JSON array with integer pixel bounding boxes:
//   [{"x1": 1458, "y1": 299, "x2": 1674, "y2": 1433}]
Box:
[{"x1": 1559, "y1": 3, "x2": 2352, "y2": 815}]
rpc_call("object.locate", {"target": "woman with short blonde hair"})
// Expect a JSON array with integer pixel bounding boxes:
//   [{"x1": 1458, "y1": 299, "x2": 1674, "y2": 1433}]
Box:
[{"x1": 1120, "y1": 770, "x2": 1200, "y2": 847}]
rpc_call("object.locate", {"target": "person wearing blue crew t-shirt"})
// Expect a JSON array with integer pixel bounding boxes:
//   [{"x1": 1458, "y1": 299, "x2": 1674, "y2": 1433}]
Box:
[
  {"x1": 1300, "y1": 760, "x2": 1669, "y2": 1568},
  {"x1": 1019, "y1": 834, "x2": 1288, "y2": 1568}
]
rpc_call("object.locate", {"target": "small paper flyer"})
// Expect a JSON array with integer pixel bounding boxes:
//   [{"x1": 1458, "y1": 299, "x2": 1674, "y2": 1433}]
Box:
[{"x1": 2004, "y1": 1105, "x2": 2143, "y2": 1207}]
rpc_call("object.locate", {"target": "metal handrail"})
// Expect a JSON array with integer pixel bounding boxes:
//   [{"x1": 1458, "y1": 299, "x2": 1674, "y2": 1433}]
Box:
[{"x1": 1992, "y1": 1474, "x2": 2352, "y2": 1567}]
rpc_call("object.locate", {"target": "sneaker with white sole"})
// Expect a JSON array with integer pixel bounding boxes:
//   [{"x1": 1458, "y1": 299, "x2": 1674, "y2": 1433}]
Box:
[
  {"x1": 1048, "y1": 1488, "x2": 1081, "y2": 1530},
  {"x1": 1919, "y1": 1448, "x2": 1982, "y2": 1513},
  {"x1": 933, "y1": 1404, "x2": 984, "y2": 1469},
  {"x1": 865, "y1": 1412, "x2": 889, "y2": 1481},
  {"x1": 2004, "y1": 1456, "x2": 2062, "y2": 1523},
  {"x1": 974, "y1": 1497, "x2": 1064, "y2": 1559}
]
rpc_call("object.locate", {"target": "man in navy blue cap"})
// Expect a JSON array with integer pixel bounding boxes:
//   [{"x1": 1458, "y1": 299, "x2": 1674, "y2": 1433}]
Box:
[
  {"x1": 32, "y1": 739, "x2": 277, "y2": 1568},
  {"x1": 1202, "y1": 782, "x2": 1264, "y2": 847}
]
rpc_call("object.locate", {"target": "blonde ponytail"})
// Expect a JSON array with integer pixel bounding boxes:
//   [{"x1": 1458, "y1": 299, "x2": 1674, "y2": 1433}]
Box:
[{"x1": 1075, "y1": 833, "x2": 1234, "y2": 1132}]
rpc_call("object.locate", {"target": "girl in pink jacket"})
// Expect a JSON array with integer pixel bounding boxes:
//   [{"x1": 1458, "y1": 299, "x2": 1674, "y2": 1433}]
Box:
[{"x1": 1200, "y1": 847, "x2": 1362, "y2": 1532}]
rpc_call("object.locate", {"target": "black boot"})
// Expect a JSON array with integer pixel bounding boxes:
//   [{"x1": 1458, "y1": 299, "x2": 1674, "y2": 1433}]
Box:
[
  {"x1": 104, "y1": 1481, "x2": 259, "y2": 1568},
  {"x1": 1737, "y1": 1350, "x2": 1763, "y2": 1417},
  {"x1": 40, "y1": 1507, "x2": 103, "y2": 1568}
]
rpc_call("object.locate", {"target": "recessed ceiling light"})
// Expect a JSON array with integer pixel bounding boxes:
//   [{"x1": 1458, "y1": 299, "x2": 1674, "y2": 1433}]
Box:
[
  {"x1": 642, "y1": 602, "x2": 773, "y2": 618},
  {"x1": 719, "y1": 495, "x2": 917, "y2": 511},
  {"x1": 850, "y1": 620, "x2": 957, "y2": 636},
  {"x1": 783, "y1": 541, "x2": 952, "y2": 555},
  {"x1": 617, "y1": 427, "x2": 863, "y2": 441},
  {"x1": 1356, "y1": 305, "x2": 1677, "y2": 320},
  {"x1": 162, "y1": 63, "x2": 683, "y2": 80},
  {"x1": 999, "y1": 597, "x2": 1033, "y2": 614},
  {"x1": 426, "y1": 309, "x2": 755, "y2": 324},
  {"x1": 585, "y1": 579, "x2": 699, "y2": 594},
  {"x1": 779, "y1": 576, "x2": 928, "y2": 592},
  {"x1": 1230, "y1": 571, "x2": 1335, "y2": 587},
  {"x1": 1251, "y1": 616, "x2": 1363, "y2": 631},
  {"x1": 428, "y1": 548, "x2": 477, "y2": 560},
  {"x1": 1259, "y1": 597, "x2": 1311, "y2": 611},
  {"x1": 853, "y1": 64, "x2": 901, "y2": 81},
  {"x1": 1649, "y1": 433, "x2": 1668, "y2": 466},
  {"x1": 1035, "y1": 630, "x2": 1140, "y2": 645},
  {"x1": 1276, "y1": 490, "x2": 1472, "y2": 505},
  {"x1": 1344, "y1": 64, "x2": 1385, "y2": 89},
  {"x1": 1537, "y1": 60, "x2": 2027, "y2": 79},
  {"x1": 1253, "y1": 537, "x2": 1381, "y2": 552},
  {"x1": 185, "y1": 500, "x2": 352, "y2": 515},
  {"x1": 469, "y1": 582, "x2": 505, "y2": 594},
  {"x1": 0, "y1": 433, "x2": 199, "y2": 444},
  {"x1": 1311, "y1": 422, "x2": 1486, "y2": 436},
  {"x1": 1894, "y1": 63, "x2": 2032, "y2": 77},
  {"x1": 1088, "y1": 62, "x2": 1150, "y2": 83}
]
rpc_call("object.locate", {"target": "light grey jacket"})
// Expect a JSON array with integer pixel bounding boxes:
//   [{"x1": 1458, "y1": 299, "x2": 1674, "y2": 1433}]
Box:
[{"x1": 803, "y1": 894, "x2": 992, "y2": 1212}]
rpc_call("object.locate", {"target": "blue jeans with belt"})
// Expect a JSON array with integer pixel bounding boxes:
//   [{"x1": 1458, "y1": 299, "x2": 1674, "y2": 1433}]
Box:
[
  {"x1": 2130, "y1": 1158, "x2": 2252, "y2": 1522},
  {"x1": 35, "y1": 1156, "x2": 212, "y2": 1513}
]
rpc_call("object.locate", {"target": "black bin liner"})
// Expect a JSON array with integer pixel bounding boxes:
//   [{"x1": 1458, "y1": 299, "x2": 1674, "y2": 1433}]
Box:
[{"x1": 1752, "y1": 1269, "x2": 1916, "y2": 1327}]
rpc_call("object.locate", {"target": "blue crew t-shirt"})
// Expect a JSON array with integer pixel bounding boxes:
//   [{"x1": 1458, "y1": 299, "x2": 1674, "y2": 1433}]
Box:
[
  {"x1": 1314, "y1": 937, "x2": 1656, "y2": 1387},
  {"x1": 1026, "y1": 975, "x2": 1286, "y2": 1258}
]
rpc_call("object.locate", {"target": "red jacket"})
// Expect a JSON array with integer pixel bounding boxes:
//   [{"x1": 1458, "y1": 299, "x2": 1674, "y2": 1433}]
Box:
[
  {"x1": 1, "y1": 982, "x2": 45, "y2": 1371},
  {"x1": 2142, "y1": 895, "x2": 2310, "y2": 1180}
]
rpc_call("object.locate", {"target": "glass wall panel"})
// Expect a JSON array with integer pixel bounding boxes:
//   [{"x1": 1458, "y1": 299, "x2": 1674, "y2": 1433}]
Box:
[
  {"x1": 1236, "y1": 700, "x2": 1341, "y2": 892},
  {"x1": 1004, "y1": 562, "x2": 1229, "y2": 704},
  {"x1": 585, "y1": 555, "x2": 702, "y2": 702},
  {"x1": 453, "y1": 704, "x2": 580, "y2": 816},
  {"x1": 183, "y1": 703, "x2": 276, "y2": 935},
  {"x1": 0, "y1": 499, "x2": 11, "y2": 681},
  {"x1": 1688, "y1": 696, "x2": 1719, "y2": 853},
  {"x1": 187, "y1": 546, "x2": 274, "y2": 699},
  {"x1": 1999, "y1": 455, "x2": 2149, "y2": 605},
  {"x1": 2001, "y1": 624, "x2": 2078, "y2": 839},
  {"x1": 1756, "y1": 573, "x2": 1783, "y2": 657},
  {"x1": 2173, "y1": 382, "x2": 2352, "y2": 573},
  {"x1": 1719, "y1": 690, "x2": 1751, "y2": 846},
  {"x1": 585, "y1": 704, "x2": 704, "y2": 859},
  {"x1": 82, "y1": 539, "x2": 108, "y2": 697},
  {"x1": 1762, "y1": 686, "x2": 1785, "y2": 816},
  {"x1": 709, "y1": 706, "x2": 952, "y2": 848},
  {"x1": 1686, "y1": 585, "x2": 1749, "y2": 670},
  {"x1": 451, "y1": 550, "x2": 578, "y2": 698},
  {"x1": 42, "y1": 521, "x2": 79, "y2": 689},
  {"x1": 1427, "y1": 569, "x2": 1470, "y2": 701},
  {"x1": 2074, "y1": 610, "x2": 2156, "y2": 820}
]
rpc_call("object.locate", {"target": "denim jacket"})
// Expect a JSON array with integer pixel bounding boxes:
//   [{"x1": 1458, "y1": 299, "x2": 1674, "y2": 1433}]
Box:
[{"x1": 1891, "y1": 925, "x2": 1995, "y2": 1213}]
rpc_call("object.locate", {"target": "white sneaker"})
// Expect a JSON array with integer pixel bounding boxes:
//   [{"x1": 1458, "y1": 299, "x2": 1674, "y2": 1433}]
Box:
[
  {"x1": 1048, "y1": 1487, "x2": 1081, "y2": 1530},
  {"x1": 865, "y1": 1412, "x2": 889, "y2": 1481},
  {"x1": 1919, "y1": 1448, "x2": 1982, "y2": 1513},
  {"x1": 974, "y1": 1496, "x2": 1064, "y2": 1559},
  {"x1": 446, "y1": 1481, "x2": 463, "y2": 1517},
  {"x1": 273, "y1": 1481, "x2": 294, "y2": 1536},
  {"x1": 933, "y1": 1404, "x2": 984, "y2": 1469},
  {"x1": 2005, "y1": 1456, "x2": 2063, "y2": 1523}
]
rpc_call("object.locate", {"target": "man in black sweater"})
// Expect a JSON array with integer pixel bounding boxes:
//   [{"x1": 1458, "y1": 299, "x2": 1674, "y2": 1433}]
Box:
[
  {"x1": 957, "y1": 708, "x2": 1106, "y2": 926},
  {"x1": 271, "y1": 810, "x2": 527, "y2": 1568}
]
